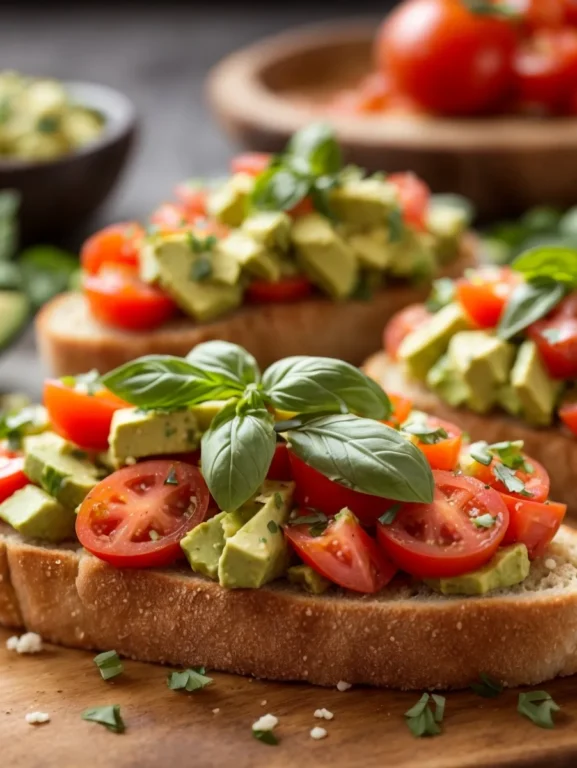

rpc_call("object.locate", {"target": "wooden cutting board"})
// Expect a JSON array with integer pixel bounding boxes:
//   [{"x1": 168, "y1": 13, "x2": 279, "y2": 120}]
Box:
[{"x1": 2, "y1": 628, "x2": 577, "y2": 768}]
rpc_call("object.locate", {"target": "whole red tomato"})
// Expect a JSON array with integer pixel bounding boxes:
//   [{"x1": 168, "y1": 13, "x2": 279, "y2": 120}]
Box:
[
  {"x1": 514, "y1": 29, "x2": 577, "y2": 113},
  {"x1": 507, "y1": 0, "x2": 565, "y2": 29},
  {"x1": 564, "y1": 0, "x2": 577, "y2": 24},
  {"x1": 375, "y1": 0, "x2": 518, "y2": 115}
]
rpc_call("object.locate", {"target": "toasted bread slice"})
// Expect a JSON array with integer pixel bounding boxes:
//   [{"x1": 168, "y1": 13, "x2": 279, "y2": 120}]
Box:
[
  {"x1": 35, "y1": 238, "x2": 476, "y2": 376},
  {"x1": 364, "y1": 351, "x2": 577, "y2": 511},
  {"x1": 3, "y1": 523, "x2": 577, "y2": 690}
]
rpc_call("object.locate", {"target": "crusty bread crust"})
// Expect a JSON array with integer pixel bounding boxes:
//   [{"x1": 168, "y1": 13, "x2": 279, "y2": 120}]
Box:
[
  {"x1": 364, "y1": 351, "x2": 577, "y2": 512},
  {"x1": 36, "y1": 237, "x2": 476, "y2": 376},
  {"x1": 3, "y1": 524, "x2": 577, "y2": 690}
]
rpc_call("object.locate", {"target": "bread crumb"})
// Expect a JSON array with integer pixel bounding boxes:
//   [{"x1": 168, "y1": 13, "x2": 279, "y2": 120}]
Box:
[
  {"x1": 252, "y1": 714, "x2": 278, "y2": 732},
  {"x1": 336, "y1": 681, "x2": 352, "y2": 692},
  {"x1": 456, "y1": 622, "x2": 463, "y2": 630},
  {"x1": 260, "y1": 700, "x2": 267, "y2": 706},
  {"x1": 545, "y1": 558, "x2": 557, "y2": 570},
  {"x1": 125, "y1": 456, "x2": 136, "y2": 465},
  {"x1": 314, "y1": 708, "x2": 334, "y2": 720},
  {"x1": 6, "y1": 632, "x2": 43, "y2": 654},
  {"x1": 212, "y1": 708, "x2": 220, "y2": 715},
  {"x1": 305, "y1": 608, "x2": 312, "y2": 617},
  {"x1": 25, "y1": 712, "x2": 50, "y2": 725},
  {"x1": 310, "y1": 726, "x2": 327, "y2": 740}
]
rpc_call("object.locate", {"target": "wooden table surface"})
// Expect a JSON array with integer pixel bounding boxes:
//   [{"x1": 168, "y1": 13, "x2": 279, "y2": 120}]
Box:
[{"x1": 2, "y1": 626, "x2": 577, "y2": 768}]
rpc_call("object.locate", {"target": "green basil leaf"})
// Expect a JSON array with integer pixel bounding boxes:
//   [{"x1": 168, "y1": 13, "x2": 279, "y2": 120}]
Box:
[
  {"x1": 286, "y1": 122, "x2": 342, "y2": 177},
  {"x1": 186, "y1": 341, "x2": 260, "y2": 388},
  {"x1": 512, "y1": 246, "x2": 577, "y2": 287},
  {"x1": 201, "y1": 401, "x2": 276, "y2": 511},
  {"x1": 102, "y1": 355, "x2": 243, "y2": 409},
  {"x1": 19, "y1": 246, "x2": 78, "y2": 310},
  {"x1": 251, "y1": 167, "x2": 309, "y2": 212},
  {"x1": 262, "y1": 356, "x2": 391, "y2": 419},
  {"x1": 493, "y1": 463, "x2": 532, "y2": 497},
  {"x1": 425, "y1": 278, "x2": 456, "y2": 313},
  {"x1": 287, "y1": 414, "x2": 434, "y2": 503},
  {"x1": 81, "y1": 704, "x2": 125, "y2": 733},
  {"x1": 388, "y1": 207, "x2": 404, "y2": 243},
  {"x1": 0, "y1": 189, "x2": 19, "y2": 262},
  {"x1": 471, "y1": 672, "x2": 503, "y2": 698},
  {"x1": 497, "y1": 279, "x2": 566, "y2": 340}
]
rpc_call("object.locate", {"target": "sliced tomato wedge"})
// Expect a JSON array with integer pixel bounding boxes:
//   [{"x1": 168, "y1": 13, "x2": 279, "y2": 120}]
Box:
[
  {"x1": 246, "y1": 276, "x2": 313, "y2": 304},
  {"x1": 284, "y1": 509, "x2": 397, "y2": 593},
  {"x1": 76, "y1": 460, "x2": 209, "y2": 568},
  {"x1": 149, "y1": 202, "x2": 190, "y2": 232},
  {"x1": 174, "y1": 183, "x2": 208, "y2": 219},
  {"x1": 289, "y1": 451, "x2": 394, "y2": 526},
  {"x1": 465, "y1": 450, "x2": 550, "y2": 503},
  {"x1": 0, "y1": 448, "x2": 29, "y2": 504},
  {"x1": 44, "y1": 378, "x2": 128, "y2": 451},
  {"x1": 230, "y1": 152, "x2": 271, "y2": 177},
  {"x1": 500, "y1": 493, "x2": 566, "y2": 559},
  {"x1": 384, "y1": 393, "x2": 413, "y2": 428},
  {"x1": 377, "y1": 471, "x2": 509, "y2": 578},
  {"x1": 267, "y1": 442, "x2": 293, "y2": 482},
  {"x1": 84, "y1": 265, "x2": 178, "y2": 332},
  {"x1": 406, "y1": 416, "x2": 463, "y2": 472},
  {"x1": 388, "y1": 172, "x2": 430, "y2": 231},
  {"x1": 384, "y1": 304, "x2": 431, "y2": 360},
  {"x1": 559, "y1": 400, "x2": 577, "y2": 435},
  {"x1": 529, "y1": 315, "x2": 577, "y2": 380},
  {"x1": 81, "y1": 222, "x2": 145, "y2": 275},
  {"x1": 456, "y1": 266, "x2": 521, "y2": 329},
  {"x1": 288, "y1": 196, "x2": 315, "y2": 218}
]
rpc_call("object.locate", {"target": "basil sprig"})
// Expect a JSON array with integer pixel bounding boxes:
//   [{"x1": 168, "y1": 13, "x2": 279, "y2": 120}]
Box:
[{"x1": 186, "y1": 341, "x2": 260, "y2": 388}]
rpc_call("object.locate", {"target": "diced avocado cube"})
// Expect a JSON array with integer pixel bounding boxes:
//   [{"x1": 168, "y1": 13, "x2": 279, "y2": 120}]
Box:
[
  {"x1": 398, "y1": 302, "x2": 471, "y2": 381},
  {"x1": 426, "y1": 355, "x2": 470, "y2": 408},
  {"x1": 218, "y1": 481, "x2": 294, "y2": 589},
  {"x1": 108, "y1": 408, "x2": 200, "y2": 467},
  {"x1": 425, "y1": 544, "x2": 530, "y2": 596},
  {"x1": 387, "y1": 231, "x2": 436, "y2": 280},
  {"x1": 346, "y1": 227, "x2": 391, "y2": 270},
  {"x1": 207, "y1": 173, "x2": 254, "y2": 227},
  {"x1": 510, "y1": 341, "x2": 561, "y2": 427},
  {"x1": 287, "y1": 564, "x2": 331, "y2": 595},
  {"x1": 242, "y1": 212, "x2": 291, "y2": 252},
  {"x1": 497, "y1": 384, "x2": 523, "y2": 418},
  {"x1": 180, "y1": 512, "x2": 226, "y2": 580},
  {"x1": 329, "y1": 179, "x2": 397, "y2": 227},
  {"x1": 23, "y1": 433, "x2": 100, "y2": 509},
  {"x1": 217, "y1": 231, "x2": 281, "y2": 282},
  {"x1": 0, "y1": 485, "x2": 76, "y2": 542},
  {"x1": 292, "y1": 213, "x2": 358, "y2": 299},
  {"x1": 426, "y1": 204, "x2": 469, "y2": 265},
  {"x1": 220, "y1": 504, "x2": 259, "y2": 539}
]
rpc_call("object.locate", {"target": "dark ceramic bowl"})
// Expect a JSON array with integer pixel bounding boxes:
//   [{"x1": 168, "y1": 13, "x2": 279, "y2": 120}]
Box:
[{"x1": 0, "y1": 81, "x2": 137, "y2": 243}]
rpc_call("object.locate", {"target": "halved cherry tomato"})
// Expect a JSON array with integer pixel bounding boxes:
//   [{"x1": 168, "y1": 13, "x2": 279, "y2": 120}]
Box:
[
  {"x1": 288, "y1": 452, "x2": 394, "y2": 526},
  {"x1": 284, "y1": 509, "x2": 397, "y2": 593},
  {"x1": 174, "y1": 183, "x2": 208, "y2": 219},
  {"x1": 384, "y1": 394, "x2": 413, "y2": 428},
  {"x1": 377, "y1": 471, "x2": 509, "y2": 578},
  {"x1": 559, "y1": 400, "x2": 577, "y2": 435},
  {"x1": 456, "y1": 266, "x2": 520, "y2": 328},
  {"x1": 464, "y1": 450, "x2": 550, "y2": 502},
  {"x1": 230, "y1": 152, "x2": 271, "y2": 177},
  {"x1": 246, "y1": 276, "x2": 313, "y2": 304},
  {"x1": 0, "y1": 448, "x2": 29, "y2": 503},
  {"x1": 81, "y1": 222, "x2": 145, "y2": 275},
  {"x1": 514, "y1": 29, "x2": 577, "y2": 113},
  {"x1": 500, "y1": 493, "x2": 566, "y2": 558},
  {"x1": 388, "y1": 172, "x2": 430, "y2": 230},
  {"x1": 84, "y1": 265, "x2": 178, "y2": 332},
  {"x1": 384, "y1": 304, "x2": 431, "y2": 360},
  {"x1": 376, "y1": 0, "x2": 517, "y2": 116},
  {"x1": 288, "y1": 196, "x2": 315, "y2": 218},
  {"x1": 506, "y1": 0, "x2": 565, "y2": 29},
  {"x1": 76, "y1": 460, "x2": 209, "y2": 568},
  {"x1": 267, "y1": 442, "x2": 293, "y2": 482},
  {"x1": 528, "y1": 315, "x2": 577, "y2": 379},
  {"x1": 150, "y1": 202, "x2": 190, "y2": 232},
  {"x1": 44, "y1": 378, "x2": 128, "y2": 451},
  {"x1": 408, "y1": 416, "x2": 463, "y2": 471}
]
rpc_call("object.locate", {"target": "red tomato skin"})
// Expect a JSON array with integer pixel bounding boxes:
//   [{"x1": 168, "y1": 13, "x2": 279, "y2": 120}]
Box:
[
  {"x1": 81, "y1": 222, "x2": 144, "y2": 275},
  {"x1": 174, "y1": 184, "x2": 208, "y2": 219},
  {"x1": 500, "y1": 493, "x2": 566, "y2": 558},
  {"x1": 514, "y1": 29, "x2": 577, "y2": 114},
  {"x1": 376, "y1": 0, "x2": 517, "y2": 116},
  {"x1": 76, "y1": 461, "x2": 209, "y2": 569},
  {"x1": 528, "y1": 316, "x2": 577, "y2": 379},
  {"x1": 414, "y1": 416, "x2": 462, "y2": 471},
  {"x1": 388, "y1": 172, "x2": 430, "y2": 230},
  {"x1": 384, "y1": 304, "x2": 431, "y2": 360},
  {"x1": 456, "y1": 267, "x2": 520, "y2": 329},
  {"x1": 267, "y1": 443, "x2": 293, "y2": 482},
  {"x1": 559, "y1": 401, "x2": 577, "y2": 435},
  {"x1": 43, "y1": 379, "x2": 128, "y2": 452},
  {"x1": 284, "y1": 512, "x2": 397, "y2": 593},
  {"x1": 564, "y1": 0, "x2": 577, "y2": 24},
  {"x1": 230, "y1": 153, "x2": 271, "y2": 177},
  {"x1": 84, "y1": 265, "x2": 178, "y2": 332},
  {"x1": 288, "y1": 452, "x2": 394, "y2": 526},
  {"x1": 0, "y1": 450, "x2": 29, "y2": 503},
  {"x1": 245, "y1": 276, "x2": 313, "y2": 304},
  {"x1": 150, "y1": 202, "x2": 189, "y2": 232}
]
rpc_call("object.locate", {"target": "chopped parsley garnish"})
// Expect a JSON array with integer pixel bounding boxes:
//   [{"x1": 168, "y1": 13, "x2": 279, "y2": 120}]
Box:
[
  {"x1": 470, "y1": 672, "x2": 503, "y2": 698},
  {"x1": 470, "y1": 440, "x2": 533, "y2": 473},
  {"x1": 41, "y1": 466, "x2": 64, "y2": 498},
  {"x1": 253, "y1": 730, "x2": 278, "y2": 745},
  {"x1": 379, "y1": 503, "x2": 401, "y2": 526},
  {"x1": 518, "y1": 691, "x2": 560, "y2": 729},
  {"x1": 37, "y1": 114, "x2": 60, "y2": 134},
  {"x1": 81, "y1": 704, "x2": 125, "y2": 733},
  {"x1": 267, "y1": 520, "x2": 279, "y2": 534},
  {"x1": 164, "y1": 424, "x2": 177, "y2": 438},
  {"x1": 190, "y1": 256, "x2": 213, "y2": 282},
  {"x1": 469, "y1": 441, "x2": 493, "y2": 466},
  {"x1": 404, "y1": 693, "x2": 445, "y2": 737},
  {"x1": 167, "y1": 667, "x2": 213, "y2": 692},
  {"x1": 426, "y1": 278, "x2": 456, "y2": 313},
  {"x1": 93, "y1": 650, "x2": 124, "y2": 681},
  {"x1": 493, "y1": 463, "x2": 533, "y2": 497},
  {"x1": 289, "y1": 510, "x2": 329, "y2": 537},
  {"x1": 472, "y1": 514, "x2": 496, "y2": 529},
  {"x1": 388, "y1": 207, "x2": 405, "y2": 243},
  {"x1": 187, "y1": 232, "x2": 216, "y2": 254},
  {"x1": 164, "y1": 466, "x2": 178, "y2": 485},
  {"x1": 274, "y1": 492, "x2": 283, "y2": 510},
  {"x1": 402, "y1": 423, "x2": 449, "y2": 445}
]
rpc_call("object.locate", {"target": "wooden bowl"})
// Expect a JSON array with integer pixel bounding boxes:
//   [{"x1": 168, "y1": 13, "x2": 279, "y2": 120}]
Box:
[
  {"x1": 0, "y1": 81, "x2": 137, "y2": 243},
  {"x1": 208, "y1": 21, "x2": 577, "y2": 221}
]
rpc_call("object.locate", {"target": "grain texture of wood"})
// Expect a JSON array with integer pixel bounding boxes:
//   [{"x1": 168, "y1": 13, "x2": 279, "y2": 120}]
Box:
[{"x1": 2, "y1": 628, "x2": 577, "y2": 768}]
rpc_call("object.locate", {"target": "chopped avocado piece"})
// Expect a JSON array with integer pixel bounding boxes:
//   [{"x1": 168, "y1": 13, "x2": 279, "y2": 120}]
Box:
[
  {"x1": 386, "y1": 231, "x2": 436, "y2": 280},
  {"x1": 287, "y1": 564, "x2": 331, "y2": 595},
  {"x1": 180, "y1": 512, "x2": 226, "y2": 579},
  {"x1": 510, "y1": 341, "x2": 561, "y2": 427},
  {"x1": 426, "y1": 204, "x2": 468, "y2": 265},
  {"x1": 0, "y1": 290, "x2": 29, "y2": 352},
  {"x1": 292, "y1": 213, "x2": 358, "y2": 299},
  {"x1": 425, "y1": 544, "x2": 530, "y2": 596},
  {"x1": 0, "y1": 393, "x2": 30, "y2": 413},
  {"x1": 329, "y1": 179, "x2": 397, "y2": 227},
  {"x1": 189, "y1": 400, "x2": 227, "y2": 431},
  {"x1": 218, "y1": 481, "x2": 294, "y2": 589},
  {"x1": 221, "y1": 503, "x2": 259, "y2": 539},
  {"x1": 346, "y1": 227, "x2": 391, "y2": 270},
  {"x1": 140, "y1": 234, "x2": 242, "y2": 322},
  {"x1": 445, "y1": 331, "x2": 515, "y2": 413},
  {"x1": 23, "y1": 432, "x2": 100, "y2": 508},
  {"x1": 398, "y1": 302, "x2": 471, "y2": 381},
  {"x1": 217, "y1": 231, "x2": 281, "y2": 282},
  {"x1": 242, "y1": 212, "x2": 291, "y2": 252},
  {"x1": 207, "y1": 173, "x2": 254, "y2": 227},
  {"x1": 109, "y1": 408, "x2": 200, "y2": 467},
  {"x1": 426, "y1": 355, "x2": 470, "y2": 408},
  {"x1": 497, "y1": 384, "x2": 523, "y2": 418},
  {"x1": 0, "y1": 485, "x2": 75, "y2": 542}
]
